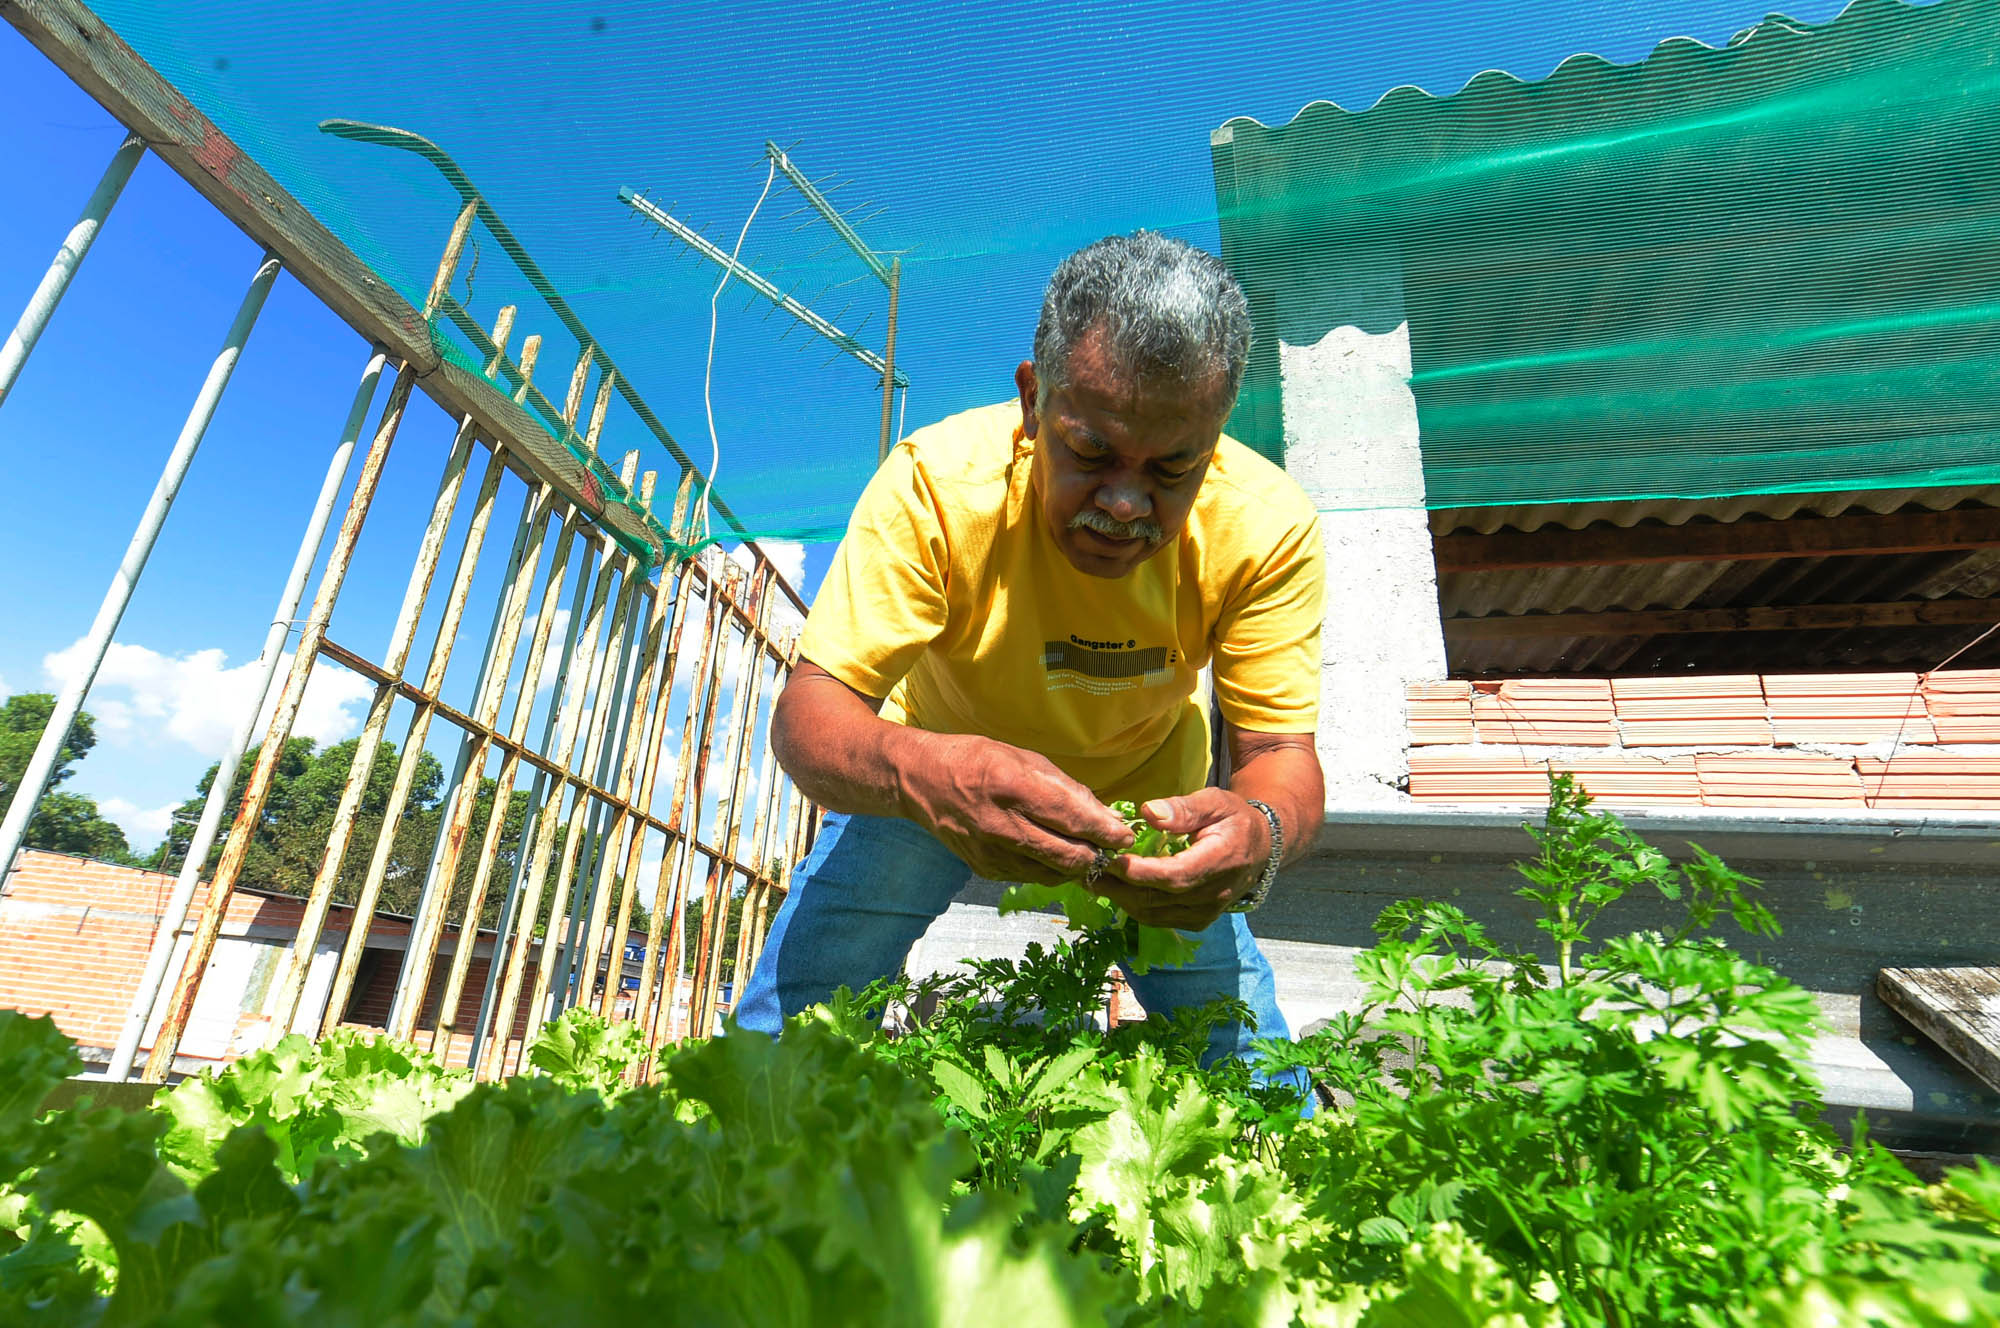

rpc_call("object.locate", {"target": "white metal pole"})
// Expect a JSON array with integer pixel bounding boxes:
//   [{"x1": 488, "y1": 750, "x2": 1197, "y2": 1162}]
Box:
[
  {"x1": 0, "y1": 253, "x2": 282, "y2": 882},
  {"x1": 0, "y1": 132, "x2": 146, "y2": 411},
  {"x1": 101, "y1": 345, "x2": 388, "y2": 1080}
]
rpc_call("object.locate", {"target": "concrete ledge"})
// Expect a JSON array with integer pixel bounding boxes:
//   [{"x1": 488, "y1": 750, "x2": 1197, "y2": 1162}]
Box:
[
  {"x1": 1318, "y1": 802, "x2": 2000, "y2": 868},
  {"x1": 40, "y1": 1076, "x2": 164, "y2": 1114}
]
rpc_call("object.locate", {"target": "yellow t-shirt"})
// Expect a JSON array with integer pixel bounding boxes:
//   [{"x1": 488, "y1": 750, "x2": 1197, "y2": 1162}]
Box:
[{"x1": 800, "y1": 401, "x2": 1324, "y2": 804}]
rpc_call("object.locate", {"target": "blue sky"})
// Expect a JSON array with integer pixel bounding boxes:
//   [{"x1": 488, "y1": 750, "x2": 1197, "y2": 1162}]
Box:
[{"x1": 0, "y1": 0, "x2": 1852, "y2": 854}]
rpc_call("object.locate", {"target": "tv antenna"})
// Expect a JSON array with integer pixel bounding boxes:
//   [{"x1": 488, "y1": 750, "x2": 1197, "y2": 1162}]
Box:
[{"x1": 620, "y1": 140, "x2": 906, "y2": 464}]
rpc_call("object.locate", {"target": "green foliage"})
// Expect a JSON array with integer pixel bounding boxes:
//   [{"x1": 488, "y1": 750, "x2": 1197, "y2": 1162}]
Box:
[
  {"x1": 527, "y1": 1007, "x2": 648, "y2": 1096},
  {"x1": 151, "y1": 737, "x2": 534, "y2": 923},
  {"x1": 3, "y1": 781, "x2": 1997, "y2": 1325},
  {"x1": 1, "y1": 694, "x2": 140, "y2": 865},
  {"x1": 21, "y1": 792, "x2": 137, "y2": 864},
  {"x1": 156, "y1": 1029, "x2": 473, "y2": 1184},
  {"x1": 1254, "y1": 775, "x2": 1989, "y2": 1326},
  {"x1": 0, "y1": 693, "x2": 96, "y2": 804},
  {"x1": 998, "y1": 799, "x2": 1201, "y2": 973},
  {"x1": 681, "y1": 887, "x2": 749, "y2": 985}
]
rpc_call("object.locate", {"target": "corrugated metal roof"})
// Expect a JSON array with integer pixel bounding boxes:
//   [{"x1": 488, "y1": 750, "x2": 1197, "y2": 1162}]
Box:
[
  {"x1": 1213, "y1": 0, "x2": 2000, "y2": 509},
  {"x1": 1439, "y1": 495, "x2": 2000, "y2": 675},
  {"x1": 1428, "y1": 485, "x2": 2000, "y2": 535}
]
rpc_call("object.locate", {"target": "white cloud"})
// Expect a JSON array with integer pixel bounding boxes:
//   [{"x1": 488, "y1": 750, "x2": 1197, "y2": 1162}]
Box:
[
  {"x1": 754, "y1": 539, "x2": 807, "y2": 596},
  {"x1": 97, "y1": 796, "x2": 179, "y2": 845},
  {"x1": 724, "y1": 540, "x2": 810, "y2": 631},
  {"x1": 42, "y1": 638, "x2": 373, "y2": 759},
  {"x1": 0, "y1": 671, "x2": 11, "y2": 700},
  {"x1": 636, "y1": 852, "x2": 664, "y2": 910},
  {"x1": 282, "y1": 656, "x2": 376, "y2": 745}
]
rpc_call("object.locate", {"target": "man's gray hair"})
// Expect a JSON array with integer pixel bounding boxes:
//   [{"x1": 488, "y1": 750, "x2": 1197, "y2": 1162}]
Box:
[{"x1": 1032, "y1": 231, "x2": 1251, "y2": 412}]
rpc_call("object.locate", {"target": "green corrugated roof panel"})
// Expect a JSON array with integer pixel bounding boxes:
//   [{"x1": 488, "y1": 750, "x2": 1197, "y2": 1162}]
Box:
[{"x1": 1212, "y1": 0, "x2": 2000, "y2": 509}]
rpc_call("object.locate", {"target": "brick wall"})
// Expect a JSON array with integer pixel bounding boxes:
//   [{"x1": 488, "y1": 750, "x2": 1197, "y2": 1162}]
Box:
[
  {"x1": 337, "y1": 950, "x2": 542, "y2": 1071},
  {"x1": 1406, "y1": 669, "x2": 2000, "y2": 809},
  {"x1": 0, "y1": 851, "x2": 327, "y2": 1056},
  {"x1": 0, "y1": 849, "x2": 653, "y2": 1073}
]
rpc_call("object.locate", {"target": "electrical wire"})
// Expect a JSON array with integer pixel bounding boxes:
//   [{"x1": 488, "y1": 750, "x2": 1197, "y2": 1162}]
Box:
[
  {"x1": 1869, "y1": 617, "x2": 2000, "y2": 800},
  {"x1": 1926, "y1": 619, "x2": 2000, "y2": 677},
  {"x1": 698, "y1": 158, "x2": 779, "y2": 547}
]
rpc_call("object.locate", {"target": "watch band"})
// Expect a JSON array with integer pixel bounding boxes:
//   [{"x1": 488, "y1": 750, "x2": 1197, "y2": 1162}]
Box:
[{"x1": 1228, "y1": 798, "x2": 1284, "y2": 913}]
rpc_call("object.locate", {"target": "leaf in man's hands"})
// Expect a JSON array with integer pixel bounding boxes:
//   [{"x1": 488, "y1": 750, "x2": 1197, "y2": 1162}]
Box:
[
  {"x1": 998, "y1": 801, "x2": 1199, "y2": 974},
  {"x1": 1127, "y1": 920, "x2": 1202, "y2": 974},
  {"x1": 1000, "y1": 880, "x2": 1120, "y2": 931}
]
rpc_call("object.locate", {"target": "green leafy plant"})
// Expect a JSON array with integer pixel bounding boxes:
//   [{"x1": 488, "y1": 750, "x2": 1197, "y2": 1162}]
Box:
[
  {"x1": 528, "y1": 1005, "x2": 650, "y2": 1095},
  {"x1": 1256, "y1": 775, "x2": 1948, "y2": 1326},
  {"x1": 157, "y1": 1028, "x2": 472, "y2": 1184},
  {"x1": 4, "y1": 778, "x2": 1997, "y2": 1326},
  {"x1": 998, "y1": 799, "x2": 1201, "y2": 973}
]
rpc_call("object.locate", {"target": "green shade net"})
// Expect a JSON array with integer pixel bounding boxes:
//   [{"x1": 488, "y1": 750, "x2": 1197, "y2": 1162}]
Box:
[
  {"x1": 1216, "y1": 0, "x2": 2000, "y2": 510},
  {"x1": 61, "y1": 0, "x2": 1993, "y2": 540}
]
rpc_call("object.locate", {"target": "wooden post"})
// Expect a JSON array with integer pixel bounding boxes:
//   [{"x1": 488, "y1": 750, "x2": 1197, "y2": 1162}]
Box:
[
  {"x1": 436, "y1": 507, "x2": 588, "y2": 1067},
  {"x1": 651, "y1": 561, "x2": 740, "y2": 1044},
  {"x1": 691, "y1": 571, "x2": 775, "y2": 1036},
  {"x1": 877, "y1": 257, "x2": 901, "y2": 464}
]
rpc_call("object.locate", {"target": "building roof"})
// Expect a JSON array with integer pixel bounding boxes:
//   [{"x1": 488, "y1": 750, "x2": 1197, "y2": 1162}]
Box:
[
  {"x1": 1212, "y1": 0, "x2": 2000, "y2": 511},
  {"x1": 1436, "y1": 488, "x2": 2000, "y2": 674}
]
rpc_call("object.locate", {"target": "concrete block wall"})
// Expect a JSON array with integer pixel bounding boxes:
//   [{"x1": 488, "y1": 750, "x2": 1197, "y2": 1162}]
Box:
[{"x1": 1281, "y1": 320, "x2": 1447, "y2": 807}]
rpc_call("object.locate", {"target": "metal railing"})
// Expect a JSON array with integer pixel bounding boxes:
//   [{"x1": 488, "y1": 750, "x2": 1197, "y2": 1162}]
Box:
[{"x1": 1, "y1": 0, "x2": 816, "y2": 1082}]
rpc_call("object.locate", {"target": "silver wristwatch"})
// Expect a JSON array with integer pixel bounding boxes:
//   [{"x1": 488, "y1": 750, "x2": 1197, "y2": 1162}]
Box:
[{"x1": 1227, "y1": 799, "x2": 1283, "y2": 914}]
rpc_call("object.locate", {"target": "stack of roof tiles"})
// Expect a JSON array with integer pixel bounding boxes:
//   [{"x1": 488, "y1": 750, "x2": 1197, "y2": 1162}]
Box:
[
  {"x1": 1922, "y1": 669, "x2": 2000, "y2": 743},
  {"x1": 1403, "y1": 668, "x2": 2000, "y2": 811},
  {"x1": 1765, "y1": 673, "x2": 1934, "y2": 745}
]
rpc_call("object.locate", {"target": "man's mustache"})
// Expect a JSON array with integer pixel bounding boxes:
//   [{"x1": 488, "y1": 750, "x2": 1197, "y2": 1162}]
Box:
[{"x1": 1070, "y1": 508, "x2": 1164, "y2": 544}]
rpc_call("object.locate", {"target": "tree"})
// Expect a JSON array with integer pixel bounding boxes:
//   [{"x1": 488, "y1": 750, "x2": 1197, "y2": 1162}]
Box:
[
  {"x1": 679, "y1": 885, "x2": 749, "y2": 987},
  {"x1": 154, "y1": 740, "x2": 568, "y2": 936},
  {"x1": 155, "y1": 736, "x2": 448, "y2": 911},
  {"x1": 0, "y1": 692, "x2": 95, "y2": 798},
  {"x1": 435, "y1": 775, "x2": 533, "y2": 932},
  {"x1": 25, "y1": 791, "x2": 135, "y2": 861},
  {"x1": 1, "y1": 693, "x2": 139, "y2": 865}
]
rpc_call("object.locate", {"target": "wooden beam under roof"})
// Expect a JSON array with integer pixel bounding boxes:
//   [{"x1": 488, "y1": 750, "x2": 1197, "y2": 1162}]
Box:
[
  {"x1": 1435, "y1": 506, "x2": 2000, "y2": 573},
  {"x1": 1445, "y1": 597, "x2": 2000, "y2": 639}
]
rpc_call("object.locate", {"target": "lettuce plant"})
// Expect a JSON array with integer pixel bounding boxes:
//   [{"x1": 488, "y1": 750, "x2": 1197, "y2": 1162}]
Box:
[{"x1": 3, "y1": 778, "x2": 1996, "y2": 1326}]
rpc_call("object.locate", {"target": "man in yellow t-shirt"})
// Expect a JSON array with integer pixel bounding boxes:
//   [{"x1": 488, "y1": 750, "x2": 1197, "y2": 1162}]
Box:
[{"x1": 736, "y1": 232, "x2": 1326, "y2": 1070}]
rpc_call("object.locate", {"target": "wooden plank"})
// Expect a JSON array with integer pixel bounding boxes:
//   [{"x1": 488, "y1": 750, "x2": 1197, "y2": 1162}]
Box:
[
  {"x1": 1446, "y1": 597, "x2": 2000, "y2": 640},
  {"x1": 1879, "y1": 967, "x2": 2000, "y2": 1095},
  {"x1": 3, "y1": 0, "x2": 431, "y2": 367},
  {"x1": 1436, "y1": 506, "x2": 2000, "y2": 573},
  {"x1": 430, "y1": 357, "x2": 650, "y2": 557},
  {"x1": 2, "y1": 0, "x2": 665, "y2": 565}
]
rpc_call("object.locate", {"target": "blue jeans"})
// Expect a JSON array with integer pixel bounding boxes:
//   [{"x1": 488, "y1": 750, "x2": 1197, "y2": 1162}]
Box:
[{"x1": 735, "y1": 810, "x2": 1300, "y2": 1081}]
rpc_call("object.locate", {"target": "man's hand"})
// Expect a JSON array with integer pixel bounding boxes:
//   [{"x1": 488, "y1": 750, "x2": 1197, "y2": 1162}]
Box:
[
  {"x1": 1095, "y1": 788, "x2": 1271, "y2": 931},
  {"x1": 898, "y1": 733, "x2": 1135, "y2": 885},
  {"x1": 772, "y1": 663, "x2": 1133, "y2": 883}
]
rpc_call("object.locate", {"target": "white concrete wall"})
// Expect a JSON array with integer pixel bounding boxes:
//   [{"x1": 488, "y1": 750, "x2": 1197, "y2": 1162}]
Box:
[{"x1": 1281, "y1": 315, "x2": 1446, "y2": 805}]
